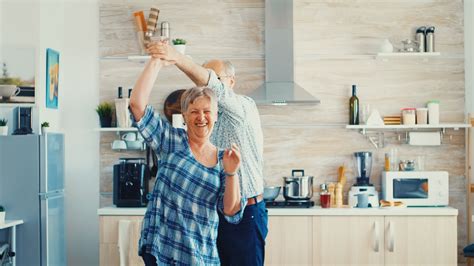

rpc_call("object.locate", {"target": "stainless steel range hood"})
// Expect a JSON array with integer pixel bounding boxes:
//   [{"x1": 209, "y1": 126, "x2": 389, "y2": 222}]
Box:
[{"x1": 249, "y1": 0, "x2": 320, "y2": 106}]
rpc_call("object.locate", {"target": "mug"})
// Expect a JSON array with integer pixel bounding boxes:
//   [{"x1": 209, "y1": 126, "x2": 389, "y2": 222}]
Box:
[
  {"x1": 121, "y1": 132, "x2": 137, "y2": 142},
  {"x1": 356, "y1": 194, "x2": 369, "y2": 208},
  {"x1": 111, "y1": 140, "x2": 127, "y2": 150},
  {"x1": 126, "y1": 140, "x2": 144, "y2": 150},
  {"x1": 0, "y1": 85, "x2": 20, "y2": 98}
]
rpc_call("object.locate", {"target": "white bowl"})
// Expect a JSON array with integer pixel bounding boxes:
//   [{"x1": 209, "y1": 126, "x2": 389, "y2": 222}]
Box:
[{"x1": 0, "y1": 85, "x2": 20, "y2": 98}]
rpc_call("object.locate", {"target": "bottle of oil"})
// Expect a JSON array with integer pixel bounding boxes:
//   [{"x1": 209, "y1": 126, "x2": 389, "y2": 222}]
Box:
[{"x1": 349, "y1": 84, "x2": 359, "y2": 125}]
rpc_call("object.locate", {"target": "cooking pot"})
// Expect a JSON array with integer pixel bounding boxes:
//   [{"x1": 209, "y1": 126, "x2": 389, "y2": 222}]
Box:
[{"x1": 283, "y1": 169, "x2": 313, "y2": 200}]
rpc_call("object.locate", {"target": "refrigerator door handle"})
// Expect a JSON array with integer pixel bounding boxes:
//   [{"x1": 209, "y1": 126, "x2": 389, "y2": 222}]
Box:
[{"x1": 39, "y1": 190, "x2": 64, "y2": 200}]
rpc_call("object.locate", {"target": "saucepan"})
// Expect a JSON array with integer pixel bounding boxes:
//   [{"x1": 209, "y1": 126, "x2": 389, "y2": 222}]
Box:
[{"x1": 283, "y1": 169, "x2": 313, "y2": 200}]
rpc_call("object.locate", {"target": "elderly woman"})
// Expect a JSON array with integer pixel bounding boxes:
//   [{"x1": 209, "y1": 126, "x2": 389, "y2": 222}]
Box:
[{"x1": 129, "y1": 57, "x2": 244, "y2": 266}]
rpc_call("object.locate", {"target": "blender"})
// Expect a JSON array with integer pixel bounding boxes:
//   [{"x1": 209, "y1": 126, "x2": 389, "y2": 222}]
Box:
[{"x1": 348, "y1": 152, "x2": 379, "y2": 207}]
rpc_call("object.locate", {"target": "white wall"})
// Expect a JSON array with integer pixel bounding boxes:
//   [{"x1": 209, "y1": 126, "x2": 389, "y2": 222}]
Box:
[
  {"x1": 61, "y1": 0, "x2": 99, "y2": 265},
  {"x1": 1, "y1": 0, "x2": 100, "y2": 264}
]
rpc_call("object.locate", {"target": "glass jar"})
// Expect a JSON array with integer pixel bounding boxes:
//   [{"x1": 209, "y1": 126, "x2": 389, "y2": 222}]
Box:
[
  {"x1": 401, "y1": 108, "x2": 416, "y2": 125},
  {"x1": 320, "y1": 184, "x2": 330, "y2": 208}
]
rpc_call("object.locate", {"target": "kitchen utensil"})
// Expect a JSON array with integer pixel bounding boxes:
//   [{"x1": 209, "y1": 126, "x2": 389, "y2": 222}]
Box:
[
  {"x1": 126, "y1": 140, "x2": 143, "y2": 150},
  {"x1": 356, "y1": 194, "x2": 370, "y2": 208},
  {"x1": 283, "y1": 169, "x2": 313, "y2": 200},
  {"x1": 399, "y1": 39, "x2": 418, "y2": 52},
  {"x1": 416, "y1": 26, "x2": 426, "y2": 52},
  {"x1": 399, "y1": 160, "x2": 415, "y2": 171},
  {"x1": 337, "y1": 166, "x2": 346, "y2": 187},
  {"x1": 263, "y1": 186, "x2": 281, "y2": 201},
  {"x1": 112, "y1": 140, "x2": 127, "y2": 150},
  {"x1": 353, "y1": 152, "x2": 373, "y2": 186},
  {"x1": 426, "y1": 26, "x2": 435, "y2": 52},
  {"x1": 121, "y1": 132, "x2": 137, "y2": 142},
  {"x1": 0, "y1": 85, "x2": 20, "y2": 99}
]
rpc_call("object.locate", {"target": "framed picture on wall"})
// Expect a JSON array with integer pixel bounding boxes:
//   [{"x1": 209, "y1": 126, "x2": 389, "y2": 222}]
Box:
[{"x1": 46, "y1": 48, "x2": 59, "y2": 109}]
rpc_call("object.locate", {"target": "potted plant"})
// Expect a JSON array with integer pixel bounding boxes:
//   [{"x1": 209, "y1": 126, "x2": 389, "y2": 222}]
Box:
[
  {"x1": 41, "y1": 121, "x2": 50, "y2": 135},
  {"x1": 96, "y1": 102, "x2": 113, "y2": 127},
  {"x1": 0, "y1": 118, "x2": 8, "y2": 136},
  {"x1": 0, "y1": 205, "x2": 5, "y2": 224},
  {"x1": 172, "y1": 38, "x2": 187, "y2": 54}
]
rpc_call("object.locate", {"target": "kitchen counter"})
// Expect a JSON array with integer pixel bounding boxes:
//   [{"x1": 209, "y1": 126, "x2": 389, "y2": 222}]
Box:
[{"x1": 97, "y1": 206, "x2": 457, "y2": 216}]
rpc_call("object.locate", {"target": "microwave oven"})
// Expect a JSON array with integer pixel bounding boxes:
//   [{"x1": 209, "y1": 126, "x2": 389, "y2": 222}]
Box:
[{"x1": 381, "y1": 171, "x2": 448, "y2": 207}]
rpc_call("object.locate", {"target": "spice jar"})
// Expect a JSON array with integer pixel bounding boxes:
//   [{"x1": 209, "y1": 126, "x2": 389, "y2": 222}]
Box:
[
  {"x1": 401, "y1": 108, "x2": 416, "y2": 125},
  {"x1": 320, "y1": 184, "x2": 330, "y2": 208}
]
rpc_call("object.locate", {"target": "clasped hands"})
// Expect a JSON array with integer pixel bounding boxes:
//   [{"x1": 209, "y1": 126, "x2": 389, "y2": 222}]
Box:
[{"x1": 146, "y1": 41, "x2": 178, "y2": 66}]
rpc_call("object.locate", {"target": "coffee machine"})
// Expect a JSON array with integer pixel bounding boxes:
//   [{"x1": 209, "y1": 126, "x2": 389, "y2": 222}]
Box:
[
  {"x1": 113, "y1": 158, "x2": 150, "y2": 207},
  {"x1": 348, "y1": 152, "x2": 379, "y2": 207},
  {"x1": 12, "y1": 107, "x2": 33, "y2": 135}
]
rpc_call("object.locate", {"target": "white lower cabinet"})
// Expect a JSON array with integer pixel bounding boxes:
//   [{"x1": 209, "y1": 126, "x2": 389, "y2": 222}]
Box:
[
  {"x1": 312, "y1": 216, "x2": 384, "y2": 265},
  {"x1": 383, "y1": 216, "x2": 457, "y2": 265},
  {"x1": 99, "y1": 216, "x2": 144, "y2": 266},
  {"x1": 266, "y1": 215, "x2": 457, "y2": 266},
  {"x1": 265, "y1": 216, "x2": 313, "y2": 265}
]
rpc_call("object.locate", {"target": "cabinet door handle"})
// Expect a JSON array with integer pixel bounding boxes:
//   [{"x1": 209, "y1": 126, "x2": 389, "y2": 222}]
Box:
[
  {"x1": 373, "y1": 221, "x2": 379, "y2": 252},
  {"x1": 388, "y1": 221, "x2": 395, "y2": 252}
]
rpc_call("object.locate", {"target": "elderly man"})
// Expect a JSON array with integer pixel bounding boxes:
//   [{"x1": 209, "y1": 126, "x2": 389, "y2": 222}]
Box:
[{"x1": 147, "y1": 43, "x2": 267, "y2": 265}]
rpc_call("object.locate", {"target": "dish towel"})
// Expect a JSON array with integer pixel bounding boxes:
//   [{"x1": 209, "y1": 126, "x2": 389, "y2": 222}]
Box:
[{"x1": 118, "y1": 220, "x2": 132, "y2": 266}]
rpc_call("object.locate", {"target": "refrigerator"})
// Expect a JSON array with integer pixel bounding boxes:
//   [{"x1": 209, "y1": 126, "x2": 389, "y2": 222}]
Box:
[{"x1": 0, "y1": 133, "x2": 66, "y2": 266}]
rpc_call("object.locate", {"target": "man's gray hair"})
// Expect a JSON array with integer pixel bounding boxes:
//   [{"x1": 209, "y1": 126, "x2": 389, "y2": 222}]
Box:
[
  {"x1": 202, "y1": 59, "x2": 235, "y2": 77},
  {"x1": 181, "y1": 86, "x2": 218, "y2": 114},
  {"x1": 222, "y1": 60, "x2": 235, "y2": 77}
]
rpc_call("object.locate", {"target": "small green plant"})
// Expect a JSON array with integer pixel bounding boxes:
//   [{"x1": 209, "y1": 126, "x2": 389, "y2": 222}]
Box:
[
  {"x1": 96, "y1": 102, "x2": 113, "y2": 117},
  {"x1": 0, "y1": 118, "x2": 7, "y2": 126},
  {"x1": 0, "y1": 206, "x2": 4, "y2": 212},
  {"x1": 172, "y1": 38, "x2": 187, "y2": 45},
  {"x1": 41, "y1": 122, "x2": 50, "y2": 128}
]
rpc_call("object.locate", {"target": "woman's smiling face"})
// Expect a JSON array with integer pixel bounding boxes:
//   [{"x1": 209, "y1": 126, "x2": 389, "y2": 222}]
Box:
[{"x1": 183, "y1": 96, "x2": 217, "y2": 140}]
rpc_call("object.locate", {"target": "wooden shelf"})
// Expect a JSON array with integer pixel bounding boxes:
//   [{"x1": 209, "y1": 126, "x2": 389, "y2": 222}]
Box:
[
  {"x1": 376, "y1": 52, "x2": 441, "y2": 60},
  {"x1": 0, "y1": 103, "x2": 36, "y2": 107},
  {"x1": 346, "y1": 123, "x2": 470, "y2": 130}
]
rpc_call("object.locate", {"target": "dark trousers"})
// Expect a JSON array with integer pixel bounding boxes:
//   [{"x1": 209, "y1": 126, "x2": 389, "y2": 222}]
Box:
[{"x1": 217, "y1": 200, "x2": 268, "y2": 266}]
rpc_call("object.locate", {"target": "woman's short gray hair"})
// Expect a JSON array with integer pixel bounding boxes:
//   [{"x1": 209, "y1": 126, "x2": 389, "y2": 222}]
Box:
[{"x1": 180, "y1": 87, "x2": 218, "y2": 113}]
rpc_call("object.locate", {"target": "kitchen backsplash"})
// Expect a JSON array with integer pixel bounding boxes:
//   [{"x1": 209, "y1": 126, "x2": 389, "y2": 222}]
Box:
[{"x1": 99, "y1": 0, "x2": 466, "y2": 260}]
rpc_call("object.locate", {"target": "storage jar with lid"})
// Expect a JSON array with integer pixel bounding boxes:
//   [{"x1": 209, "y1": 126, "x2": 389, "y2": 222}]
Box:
[
  {"x1": 401, "y1": 108, "x2": 416, "y2": 125},
  {"x1": 427, "y1": 100, "x2": 439, "y2": 125},
  {"x1": 416, "y1": 108, "x2": 428, "y2": 124}
]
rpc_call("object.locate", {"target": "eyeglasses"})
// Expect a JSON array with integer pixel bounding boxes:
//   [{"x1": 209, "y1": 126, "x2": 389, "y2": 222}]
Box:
[{"x1": 217, "y1": 75, "x2": 232, "y2": 81}]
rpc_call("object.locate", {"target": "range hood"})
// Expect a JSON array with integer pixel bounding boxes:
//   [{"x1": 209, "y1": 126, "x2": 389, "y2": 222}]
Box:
[{"x1": 249, "y1": 0, "x2": 320, "y2": 106}]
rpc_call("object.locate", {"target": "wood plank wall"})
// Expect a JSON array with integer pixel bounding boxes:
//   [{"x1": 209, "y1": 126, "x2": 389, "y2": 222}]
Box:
[{"x1": 99, "y1": 0, "x2": 466, "y2": 260}]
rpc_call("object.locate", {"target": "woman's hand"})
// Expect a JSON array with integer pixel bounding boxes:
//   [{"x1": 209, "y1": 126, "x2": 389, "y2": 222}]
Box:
[{"x1": 223, "y1": 143, "x2": 241, "y2": 175}]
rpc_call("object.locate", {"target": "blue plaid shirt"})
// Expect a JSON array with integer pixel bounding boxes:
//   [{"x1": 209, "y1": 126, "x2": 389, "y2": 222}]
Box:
[{"x1": 134, "y1": 105, "x2": 244, "y2": 265}]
